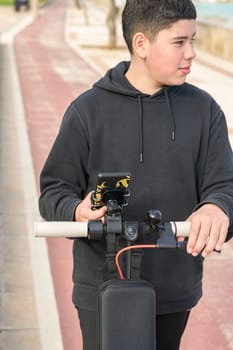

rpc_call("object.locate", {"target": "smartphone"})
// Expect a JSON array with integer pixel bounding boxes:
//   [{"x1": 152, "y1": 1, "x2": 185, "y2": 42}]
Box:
[{"x1": 91, "y1": 172, "x2": 131, "y2": 210}]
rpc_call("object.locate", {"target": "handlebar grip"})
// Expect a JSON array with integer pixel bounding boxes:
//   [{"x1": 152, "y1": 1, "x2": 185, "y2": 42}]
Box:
[
  {"x1": 34, "y1": 220, "x2": 191, "y2": 238},
  {"x1": 34, "y1": 221, "x2": 88, "y2": 238},
  {"x1": 170, "y1": 221, "x2": 191, "y2": 237}
]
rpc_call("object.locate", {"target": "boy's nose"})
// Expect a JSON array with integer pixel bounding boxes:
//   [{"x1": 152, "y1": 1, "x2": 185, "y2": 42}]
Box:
[{"x1": 184, "y1": 43, "x2": 196, "y2": 60}]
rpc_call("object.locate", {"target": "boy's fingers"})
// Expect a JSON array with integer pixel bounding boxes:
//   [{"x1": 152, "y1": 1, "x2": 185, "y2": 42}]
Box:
[
  {"x1": 187, "y1": 219, "x2": 228, "y2": 257},
  {"x1": 215, "y1": 221, "x2": 229, "y2": 251},
  {"x1": 186, "y1": 219, "x2": 201, "y2": 254},
  {"x1": 187, "y1": 218, "x2": 214, "y2": 256},
  {"x1": 201, "y1": 223, "x2": 221, "y2": 257},
  {"x1": 89, "y1": 206, "x2": 107, "y2": 220},
  {"x1": 185, "y1": 205, "x2": 230, "y2": 257}
]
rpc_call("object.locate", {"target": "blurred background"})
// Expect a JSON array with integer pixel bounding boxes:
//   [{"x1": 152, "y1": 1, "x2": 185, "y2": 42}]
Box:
[{"x1": 0, "y1": 1, "x2": 233, "y2": 350}]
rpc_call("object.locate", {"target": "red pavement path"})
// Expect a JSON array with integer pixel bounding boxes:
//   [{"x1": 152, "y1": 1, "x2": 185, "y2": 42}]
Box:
[
  {"x1": 13, "y1": 0, "x2": 233, "y2": 349},
  {"x1": 14, "y1": 0, "x2": 98, "y2": 349}
]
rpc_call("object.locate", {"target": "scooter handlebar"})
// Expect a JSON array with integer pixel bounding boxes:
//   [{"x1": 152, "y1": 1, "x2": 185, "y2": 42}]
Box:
[
  {"x1": 170, "y1": 221, "x2": 191, "y2": 238},
  {"x1": 34, "y1": 221, "x2": 88, "y2": 238},
  {"x1": 34, "y1": 220, "x2": 191, "y2": 238}
]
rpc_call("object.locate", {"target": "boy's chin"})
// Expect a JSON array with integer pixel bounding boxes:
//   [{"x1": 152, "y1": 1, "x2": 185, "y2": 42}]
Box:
[
  {"x1": 166, "y1": 80, "x2": 186, "y2": 87},
  {"x1": 171, "y1": 77, "x2": 187, "y2": 86}
]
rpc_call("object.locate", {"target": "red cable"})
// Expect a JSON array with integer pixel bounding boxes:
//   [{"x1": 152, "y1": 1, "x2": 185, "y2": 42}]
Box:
[{"x1": 115, "y1": 244, "x2": 157, "y2": 279}]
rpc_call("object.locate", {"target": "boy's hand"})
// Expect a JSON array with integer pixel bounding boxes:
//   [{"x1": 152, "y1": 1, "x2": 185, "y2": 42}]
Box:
[
  {"x1": 74, "y1": 192, "x2": 107, "y2": 222},
  {"x1": 186, "y1": 203, "x2": 229, "y2": 258}
]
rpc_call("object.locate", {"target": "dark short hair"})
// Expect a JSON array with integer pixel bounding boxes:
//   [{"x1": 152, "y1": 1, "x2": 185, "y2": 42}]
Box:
[{"x1": 122, "y1": 0, "x2": 197, "y2": 53}]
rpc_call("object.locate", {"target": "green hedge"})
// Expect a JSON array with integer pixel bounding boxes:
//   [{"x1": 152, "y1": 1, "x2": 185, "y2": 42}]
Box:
[
  {"x1": 0, "y1": 0, "x2": 47, "y2": 5},
  {"x1": 0, "y1": 0, "x2": 14, "y2": 4}
]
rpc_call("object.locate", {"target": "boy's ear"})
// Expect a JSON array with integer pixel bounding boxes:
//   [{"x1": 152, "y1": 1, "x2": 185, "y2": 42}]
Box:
[{"x1": 132, "y1": 32, "x2": 148, "y2": 59}]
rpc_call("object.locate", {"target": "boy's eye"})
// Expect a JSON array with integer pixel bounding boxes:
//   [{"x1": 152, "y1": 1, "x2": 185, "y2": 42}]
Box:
[
  {"x1": 173, "y1": 38, "x2": 195, "y2": 47},
  {"x1": 174, "y1": 40, "x2": 184, "y2": 46}
]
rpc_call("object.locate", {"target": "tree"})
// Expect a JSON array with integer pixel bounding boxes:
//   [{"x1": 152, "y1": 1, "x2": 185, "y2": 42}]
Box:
[
  {"x1": 106, "y1": 0, "x2": 118, "y2": 48},
  {"x1": 74, "y1": 0, "x2": 89, "y2": 25}
]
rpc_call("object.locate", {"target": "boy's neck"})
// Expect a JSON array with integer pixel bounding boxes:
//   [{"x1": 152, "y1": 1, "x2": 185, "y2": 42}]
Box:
[{"x1": 125, "y1": 60, "x2": 162, "y2": 95}]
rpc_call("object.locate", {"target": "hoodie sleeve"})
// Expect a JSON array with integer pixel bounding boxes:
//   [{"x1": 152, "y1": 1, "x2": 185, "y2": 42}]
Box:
[
  {"x1": 196, "y1": 101, "x2": 233, "y2": 241},
  {"x1": 39, "y1": 102, "x2": 89, "y2": 221}
]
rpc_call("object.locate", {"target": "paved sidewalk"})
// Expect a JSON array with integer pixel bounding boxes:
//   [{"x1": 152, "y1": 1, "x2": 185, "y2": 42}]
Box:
[
  {"x1": 1, "y1": 0, "x2": 233, "y2": 349},
  {"x1": 0, "y1": 4, "x2": 64, "y2": 350},
  {"x1": 0, "y1": 6, "x2": 29, "y2": 34}
]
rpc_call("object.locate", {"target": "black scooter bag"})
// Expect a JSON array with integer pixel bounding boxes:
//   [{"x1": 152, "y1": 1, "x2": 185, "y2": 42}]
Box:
[{"x1": 97, "y1": 279, "x2": 156, "y2": 350}]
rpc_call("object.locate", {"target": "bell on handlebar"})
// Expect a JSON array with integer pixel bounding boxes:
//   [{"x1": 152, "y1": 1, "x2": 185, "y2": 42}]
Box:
[{"x1": 145, "y1": 210, "x2": 163, "y2": 231}]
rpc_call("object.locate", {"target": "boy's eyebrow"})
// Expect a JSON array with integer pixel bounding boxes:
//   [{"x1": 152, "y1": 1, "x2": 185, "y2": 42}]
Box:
[{"x1": 172, "y1": 32, "x2": 196, "y2": 40}]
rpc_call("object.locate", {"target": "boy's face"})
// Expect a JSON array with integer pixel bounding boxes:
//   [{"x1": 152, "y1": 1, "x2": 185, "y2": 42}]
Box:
[{"x1": 143, "y1": 19, "x2": 196, "y2": 90}]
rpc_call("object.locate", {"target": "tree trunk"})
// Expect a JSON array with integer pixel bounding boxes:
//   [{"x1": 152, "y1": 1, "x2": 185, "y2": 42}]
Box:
[
  {"x1": 74, "y1": 0, "x2": 81, "y2": 8},
  {"x1": 106, "y1": 0, "x2": 117, "y2": 48},
  {"x1": 75, "y1": 0, "x2": 89, "y2": 25}
]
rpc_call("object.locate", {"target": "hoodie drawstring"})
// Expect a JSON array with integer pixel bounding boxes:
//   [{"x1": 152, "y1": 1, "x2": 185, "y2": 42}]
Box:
[
  {"x1": 138, "y1": 95, "x2": 144, "y2": 163},
  {"x1": 137, "y1": 90, "x2": 176, "y2": 163},
  {"x1": 165, "y1": 89, "x2": 176, "y2": 142}
]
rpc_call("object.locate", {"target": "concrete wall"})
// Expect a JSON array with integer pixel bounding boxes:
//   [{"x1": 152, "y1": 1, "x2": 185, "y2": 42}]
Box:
[{"x1": 196, "y1": 20, "x2": 233, "y2": 62}]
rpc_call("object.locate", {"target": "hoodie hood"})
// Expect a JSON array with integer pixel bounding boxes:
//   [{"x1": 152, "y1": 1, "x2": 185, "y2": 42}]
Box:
[{"x1": 93, "y1": 61, "x2": 176, "y2": 162}]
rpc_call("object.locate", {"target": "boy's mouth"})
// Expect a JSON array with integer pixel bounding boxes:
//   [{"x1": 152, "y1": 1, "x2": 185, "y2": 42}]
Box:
[{"x1": 179, "y1": 66, "x2": 191, "y2": 75}]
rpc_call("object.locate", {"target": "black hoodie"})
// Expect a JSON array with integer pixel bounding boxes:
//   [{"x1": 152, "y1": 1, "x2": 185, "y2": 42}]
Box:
[{"x1": 39, "y1": 61, "x2": 233, "y2": 314}]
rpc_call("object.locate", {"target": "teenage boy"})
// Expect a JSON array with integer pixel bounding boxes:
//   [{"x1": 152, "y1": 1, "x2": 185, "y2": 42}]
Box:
[{"x1": 39, "y1": 0, "x2": 233, "y2": 349}]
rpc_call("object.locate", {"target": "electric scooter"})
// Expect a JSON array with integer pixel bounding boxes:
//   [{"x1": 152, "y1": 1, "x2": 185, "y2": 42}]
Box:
[{"x1": 35, "y1": 172, "x2": 191, "y2": 350}]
